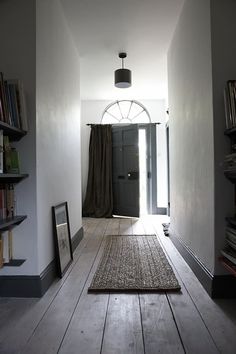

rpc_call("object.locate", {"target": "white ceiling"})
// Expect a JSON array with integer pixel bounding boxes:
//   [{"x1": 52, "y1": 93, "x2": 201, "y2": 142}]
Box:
[{"x1": 60, "y1": 0, "x2": 184, "y2": 101}]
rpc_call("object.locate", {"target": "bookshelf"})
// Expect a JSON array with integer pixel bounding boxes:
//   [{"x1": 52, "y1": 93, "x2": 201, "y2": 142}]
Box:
[
  {"x1": 0, "y1": 173, "x2": 28, "y2": 183},
  {"x1": 221, "y1": 80, "x2": 236, "y2": 275},
  {"x1": 0, "y1": 215, "x2": 27, "y2": 232},
  {"x1": 0, "y1": 121, "x2": 26, "y2": 141},
  {"x1": 0, "y1": 74, "x2": 28, "y2": 267}
]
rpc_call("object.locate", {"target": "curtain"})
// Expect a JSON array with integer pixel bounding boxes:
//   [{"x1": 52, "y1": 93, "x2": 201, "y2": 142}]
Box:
[{"x1": 82, "y1": 124, "x2": 113, "y2": 217}]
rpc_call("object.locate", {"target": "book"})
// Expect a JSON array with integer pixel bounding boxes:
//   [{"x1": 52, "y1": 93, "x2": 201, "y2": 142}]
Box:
[
  {"x1": 0, "y1": 238, "x2": 3, "y2": 268},
  {"x1": 228, "y1": 81, "x2": 236, "y2": 127},
  {"x1": 8, "y1": 148, "x2": 20, "y2": 173},
  {"x1": 224, "y1": 86, "x2": 232, "y2": 129},
  {"x1": 8, "y1": 83, "x2": 20, "y2": 128},
  {"x1": 6, "y1": 184, "x2": 14, "y2": 218},
  {"x1": 0, "y1": 72, "x2": 10, "y2": 123},
  {"x1": 2, "y1": 231, "x2": 9, "y2": 263},
  {"x1": 221, "y1": 246, "x2": 236, "y2": 265},
  {"x1": 7, "y1": 80, "x2": 28, "y2": 131},
  {"x1": 0, "y1": 130, "x2": 3, "y2": 173},
  {"x1": 226, "y1": 238, "x2": 236, "y2": 251},
  {"x1": 3, "y1": 135, "x2": 11, "y2": 172}
]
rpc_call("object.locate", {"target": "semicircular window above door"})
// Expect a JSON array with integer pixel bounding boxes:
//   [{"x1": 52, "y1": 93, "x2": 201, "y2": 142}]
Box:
[{"x1": 101, "y1": 100, "x2": 151, "y2": 124}]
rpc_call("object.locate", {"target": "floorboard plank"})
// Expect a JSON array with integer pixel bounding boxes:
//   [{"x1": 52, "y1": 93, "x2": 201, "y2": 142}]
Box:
[
  {"x1": 101, "y1": 219, "x2": 144, "y2": 354},
  {"x1": 131, "y1": 218, "x2": 146, "y2": 235},
  {"x1": 139, "y1": 293, "x2": 184, "y2": 354},
  {"x1": 119, "y1": 217, "x2": 133, "y2": 235},
  {"x1": 101, "y1": 294, "x2": 145, "y2": 354},
  {"x1": 58, "y1": 220, "x2": 112, "y2": 354}
]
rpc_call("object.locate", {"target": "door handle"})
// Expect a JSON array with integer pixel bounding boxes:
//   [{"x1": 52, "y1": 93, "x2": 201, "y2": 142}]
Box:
[
  {"x1": 118, "y1": 175, "x2": 125, "y2": 179},
  {"x1": 127, "y1": 171, "x2": 139, "y2": 180}
]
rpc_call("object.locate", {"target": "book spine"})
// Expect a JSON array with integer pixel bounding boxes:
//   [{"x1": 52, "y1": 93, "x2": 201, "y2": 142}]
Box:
[
  {"x1": 0, "y1": 130, "x2": 3, "y2": 174},
  {"x1": 0, "y1": 237, "x2": 3, "y2": 268},
  {"x1": 4, "y1": 82, "x2": 13, "y2": 126},
  {"x1": 0, "y1": 72, "x2": 10, "y2": 123},
  {"x1": 228, "y1": 81, "x2": 236, "y2": 127}
]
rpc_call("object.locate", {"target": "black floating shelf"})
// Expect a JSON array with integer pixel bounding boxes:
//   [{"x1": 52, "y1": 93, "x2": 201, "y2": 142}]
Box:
[
  {"x1": 224, "y1": 170, "x2": 236, "y2": 183},
  {"x1": 3, "y1": 259, "x2": 26, "y2": 267},
  {"x1": 0, "y1": 215, "x2": 27, "y2": 232},
  {"x1": 226, "y1": 217, "x2": 236, "y2": 227},
  {"x1": 225, "y1": 127, "x2": 236, "y2": 137},
  {"x1": 219, "y1": 256, "x2": 236, "y2": 277},
  {"x1": 0, "y1": 173, "x2": 29, "y2": 183},
  {"x1": 0, "y1": 120, "x2": 26, "y2": 141}
]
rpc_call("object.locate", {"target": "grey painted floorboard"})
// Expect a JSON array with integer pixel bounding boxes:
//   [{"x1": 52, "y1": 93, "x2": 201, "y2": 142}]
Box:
[
  {"x1": 139, "y1": 293, "x2": 184, "y2": 354},
  {"x1": 21, "y1": 219, "x2": 108, "y2": 354},
  {"x1": 58, "y1": 219, "x2": 115, "y2": 354},
  {"x1": 150, "y1": 216, "x2": 236, "y2": 354},
  {"x1": 0, "y1": 217, "x2": 236, "y2": 354},
  {"x1": 101, "y1": 293, "x2": 145, "y2": 354},
  {"x1": 0, "y1": 219, "x2": 99, "y2": 354}
]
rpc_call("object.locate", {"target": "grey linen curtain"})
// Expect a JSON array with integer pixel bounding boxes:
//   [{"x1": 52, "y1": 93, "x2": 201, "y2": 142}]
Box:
[{"x1": 82, "y1": 124, "x2": 113, "y2": 217}]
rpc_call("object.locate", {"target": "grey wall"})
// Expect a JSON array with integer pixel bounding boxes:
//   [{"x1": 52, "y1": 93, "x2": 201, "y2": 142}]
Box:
[
  {"x1": 0, "y1": 0, "x2": 82, "y2": 277},
  {"x1": 211, "y1": 0, "x2": 236, "y2": 273},
  {"x1": 81, "y1": 99, "x2": 168, "y2": 209},
  {"x1": 0, "y1": 0, "x2": 38, "y2": 275},
  {"x1": 36, "y1": 0, "x2": 82, "y2": 273},
  {"x1": 168, "y1": 0, "x2": 215, "y2": 273}
]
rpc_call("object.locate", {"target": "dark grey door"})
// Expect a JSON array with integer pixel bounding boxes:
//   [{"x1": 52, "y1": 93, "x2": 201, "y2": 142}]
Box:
[{"x1": 112, "y1": 124, "x2": 139, "y2": 217}]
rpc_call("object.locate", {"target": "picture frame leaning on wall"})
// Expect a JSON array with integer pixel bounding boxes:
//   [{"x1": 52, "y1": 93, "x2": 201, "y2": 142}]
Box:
[{"x1": 52, "y1": 201, "x2": 73, "y2": 277}]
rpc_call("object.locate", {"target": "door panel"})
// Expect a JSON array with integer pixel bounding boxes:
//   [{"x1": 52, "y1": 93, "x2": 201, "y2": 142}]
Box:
[{"x1": 112, "y1": 125, "x2": 139, "y2": 217}]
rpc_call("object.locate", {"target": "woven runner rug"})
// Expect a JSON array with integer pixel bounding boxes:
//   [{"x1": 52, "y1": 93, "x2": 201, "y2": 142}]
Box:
[{"x1": 88, "y1": 235, "x2": 181, "y2": 292}]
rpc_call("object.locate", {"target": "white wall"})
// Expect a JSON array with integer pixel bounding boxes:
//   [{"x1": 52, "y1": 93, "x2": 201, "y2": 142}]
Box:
[
  {"x1": 81, "y1": 99, "x2": 168, "y2": 210},
  {"x1": 211, "y1": 0, "x2": 236, "y2": 273},
  {"x1": 0, "y1": 0, "x2": 38, "y2": 276},
  {"x1": 168, "y1": 0, "x2": 215, "y2": 272},
  {"x1": 36, "y1": 0, "x2": 82, "y2": 273}
]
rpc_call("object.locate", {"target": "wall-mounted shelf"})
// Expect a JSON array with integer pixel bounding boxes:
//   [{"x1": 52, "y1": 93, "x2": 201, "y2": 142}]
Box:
[
  {"x1": 0, "y1": 121, "x2": 26, "y2": 141},
  {"x1": 219, "y1": 256, "x2": 236, "y2": 277},
  {"x1": 225, "y1": 127, "x2": 236, "y2": 137},
  {"x1": 226, "y1": 217, "x2": 236, "y2": 227},
  {"x1": 0, "y1": 173, "x2": 28, "y2": 183},
  {"x1": 224, "y1": 170, "x2": 236, "y2": 183},
  {"x1": 0, "y1": 216, "x2": 27, "y2": 232}
]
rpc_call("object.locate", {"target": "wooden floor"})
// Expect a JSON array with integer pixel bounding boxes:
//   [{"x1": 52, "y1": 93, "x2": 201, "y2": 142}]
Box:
[{"x1": 1, "y1": 216, "x2": 236, "y2": 354}]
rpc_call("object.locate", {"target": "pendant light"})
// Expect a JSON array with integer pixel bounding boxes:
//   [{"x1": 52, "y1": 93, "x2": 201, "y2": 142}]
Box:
[{"x1": 114, "y1": 53, "x2": 132, "y2": 88}]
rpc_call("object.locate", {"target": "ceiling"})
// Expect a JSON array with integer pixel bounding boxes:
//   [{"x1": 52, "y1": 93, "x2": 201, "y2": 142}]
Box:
[{"x1": 60, "y1": 0, "x2": 184, "y2": 101}]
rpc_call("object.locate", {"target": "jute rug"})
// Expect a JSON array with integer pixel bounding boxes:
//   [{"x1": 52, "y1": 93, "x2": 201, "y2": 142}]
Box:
[{"x1": 88, "y1": 235, "x2": 181, "y2": 292}]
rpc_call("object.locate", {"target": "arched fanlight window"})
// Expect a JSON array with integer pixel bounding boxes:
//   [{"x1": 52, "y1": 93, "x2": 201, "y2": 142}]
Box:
[{"x1": 101, "y1": 100, "x2": 151, "y2": 124}]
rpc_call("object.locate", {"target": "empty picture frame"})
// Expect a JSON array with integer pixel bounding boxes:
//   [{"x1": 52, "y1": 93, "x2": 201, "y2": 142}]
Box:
[{"x1": 52, "y1": 202, "x2": 73, "y2": 277}]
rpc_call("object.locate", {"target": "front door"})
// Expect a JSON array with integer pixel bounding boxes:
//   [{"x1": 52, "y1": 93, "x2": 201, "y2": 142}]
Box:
[{"x1": 112, "y1": 124, "x2": 139, "y2": 217}]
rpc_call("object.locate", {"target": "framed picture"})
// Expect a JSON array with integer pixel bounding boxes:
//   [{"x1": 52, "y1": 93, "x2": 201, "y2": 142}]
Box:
[{"x1": 52, "y1": 202, "x2": 73, "y2": 277}]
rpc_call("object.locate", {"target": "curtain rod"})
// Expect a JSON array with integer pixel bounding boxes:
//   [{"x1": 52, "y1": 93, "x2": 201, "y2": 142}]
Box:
[{"x1": 86, "y1": 123, "x2": 161, "y2": 126}]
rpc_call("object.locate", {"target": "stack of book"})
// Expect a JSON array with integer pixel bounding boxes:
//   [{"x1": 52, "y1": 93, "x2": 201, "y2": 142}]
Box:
[
  {"x1": 221, "y1": 225, "x2": 236, "y2": 265},
  {"x1": 0, "y1": 131, "x2": 20, "y2": 174},
  {"x1": 0, "y1": 72, "x2": 28, "y2": 130},
  {"x1": 224, "y1": 80, "x2": 236, "y2": 130},
  {"x1": 0, "y1": 231, "x2": 13, "y2": 266},
  {"x1": 224, "y1": 152, "x2": 236, "y2": 177},
  {"x1": 0, "y1": 184, "x2": 15, "y2": 220}
]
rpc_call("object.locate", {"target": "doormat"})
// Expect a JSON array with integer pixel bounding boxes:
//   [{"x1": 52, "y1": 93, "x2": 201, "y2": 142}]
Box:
[{"x1": 88, "y1": 235, "x2": 181, "y2": 292}]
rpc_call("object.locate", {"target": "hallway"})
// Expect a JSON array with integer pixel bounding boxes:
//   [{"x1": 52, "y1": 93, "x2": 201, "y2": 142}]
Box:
[{"x1": 1, "y1": 216, "x2": 236, "y2": 354}]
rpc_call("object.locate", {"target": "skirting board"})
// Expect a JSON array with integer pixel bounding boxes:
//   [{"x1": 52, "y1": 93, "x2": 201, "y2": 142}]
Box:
[
  {"x1": 0, "y1": 226, "x2": 84, "y2": 298},
  {"x1": 169, "y1": 229, "x2": 236, "y2": 298}
]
